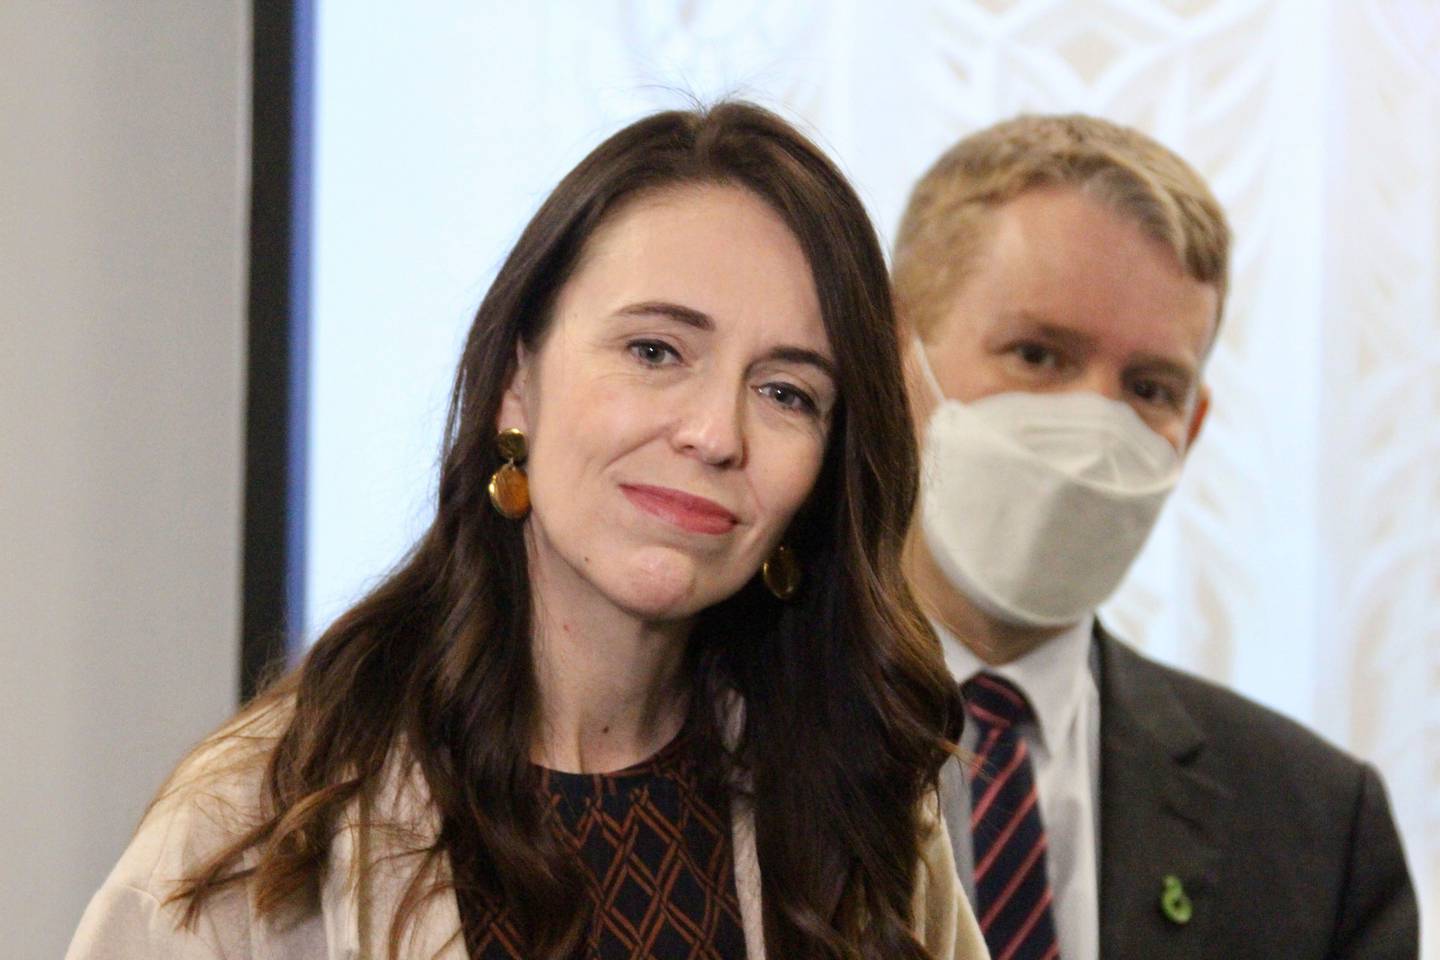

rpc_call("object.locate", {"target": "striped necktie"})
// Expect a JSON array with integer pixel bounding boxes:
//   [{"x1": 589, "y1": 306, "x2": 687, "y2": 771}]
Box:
[{"x1": 964, "y1": 672, "x2": 1061, "y2": 960}]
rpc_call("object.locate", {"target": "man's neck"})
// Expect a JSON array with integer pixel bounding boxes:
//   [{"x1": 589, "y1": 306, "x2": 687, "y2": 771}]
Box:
[{"x1": 904, "y1": 532, "x2": 1070, "y2": 666}]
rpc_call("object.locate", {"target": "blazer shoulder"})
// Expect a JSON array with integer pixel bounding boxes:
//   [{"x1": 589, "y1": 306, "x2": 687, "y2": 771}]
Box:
[
  {"x1": 66, "y1": 700, "x2": 293, "y2": 960},
  {"x1": 1102, "y1": 630, "x2": 1369, "y2": 782},
  {"x1": 1099, "y1": 630, "x2": 1419, "y2": 957},
  {"x1": 109, "y1": 695, "x2": 291, "y2": 900}
]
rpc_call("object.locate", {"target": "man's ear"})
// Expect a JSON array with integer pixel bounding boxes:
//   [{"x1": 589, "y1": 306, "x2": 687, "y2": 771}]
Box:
[
  {"x1": 495, "y1": 341, "x2": 534, "y2": 436},
  {"x1": 1184, "y1": 384, "x2": 1210, "y2": 452},
  {"x1": 897, "y1": 315, "x2": 937, "y2": 435}
]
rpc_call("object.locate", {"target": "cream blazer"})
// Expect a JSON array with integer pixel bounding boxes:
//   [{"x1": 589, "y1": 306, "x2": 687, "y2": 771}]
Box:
[{"x1": 67, "y1": 707, "x2": 988, "y2": 960}]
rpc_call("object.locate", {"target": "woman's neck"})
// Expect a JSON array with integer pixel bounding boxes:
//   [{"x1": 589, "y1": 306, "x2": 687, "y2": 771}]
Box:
[{"x1": 526, "y1": 558, "x2": 693, "y2": 775}]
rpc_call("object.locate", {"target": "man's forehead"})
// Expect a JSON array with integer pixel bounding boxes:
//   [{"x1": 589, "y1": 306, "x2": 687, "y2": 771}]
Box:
[{"x1": 946, "y1": 192, "x2": 1219, "y2": 363}]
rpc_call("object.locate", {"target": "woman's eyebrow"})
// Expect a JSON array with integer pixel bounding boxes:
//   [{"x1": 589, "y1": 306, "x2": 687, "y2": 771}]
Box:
[
  {"x1": 615, "y1": 300, "x2": 713, "y2": 330},
  {"x1": 757, "y1": 346, "x2": 836, "y2": 381},
  {"x1": 618, "y1": 300, "x2": 835, "y2": 379}
]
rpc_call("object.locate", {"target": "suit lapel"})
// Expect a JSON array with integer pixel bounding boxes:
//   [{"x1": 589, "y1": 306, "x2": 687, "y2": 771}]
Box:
[{"x1": 1096, "y1": 625, "x2": 1230, "y2": 959}]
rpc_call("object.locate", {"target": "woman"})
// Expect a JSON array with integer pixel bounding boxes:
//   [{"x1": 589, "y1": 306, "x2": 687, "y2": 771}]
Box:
[{"x1": 67, "y1": 102, "x2": 985, "y2": 960}]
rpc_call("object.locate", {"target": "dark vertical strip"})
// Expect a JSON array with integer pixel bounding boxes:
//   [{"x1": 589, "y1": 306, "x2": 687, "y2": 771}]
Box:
[
  {"x1": 287, "y1": 0, "x2": 314, "y2": 667},
  {"x1": 242, "y1": 0, "x2": 312, "y2": 702}
]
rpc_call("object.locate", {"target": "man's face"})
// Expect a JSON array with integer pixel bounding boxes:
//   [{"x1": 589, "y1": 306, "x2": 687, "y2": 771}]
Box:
[{"x1": 915, "y1": 186, "x2": 1218, "y2": 453}]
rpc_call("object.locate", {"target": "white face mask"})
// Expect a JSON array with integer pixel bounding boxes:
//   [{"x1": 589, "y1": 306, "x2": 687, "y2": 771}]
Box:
[{"x1": 914, "y1": 341, "x2": 1182, "y2": 628}]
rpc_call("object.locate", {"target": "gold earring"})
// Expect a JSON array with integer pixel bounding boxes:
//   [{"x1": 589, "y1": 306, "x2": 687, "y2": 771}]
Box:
[
  {"x1": 488, "y1": 428, "x2": 530, "y2": 519},
  {"x1": 762, "y1": 543, "x2": 801, "y2": 601}
]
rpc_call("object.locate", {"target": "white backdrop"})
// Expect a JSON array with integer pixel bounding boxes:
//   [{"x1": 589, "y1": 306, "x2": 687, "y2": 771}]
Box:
[{"x1": 307, "y1": 1, "x2": 1439, "y2": 947}]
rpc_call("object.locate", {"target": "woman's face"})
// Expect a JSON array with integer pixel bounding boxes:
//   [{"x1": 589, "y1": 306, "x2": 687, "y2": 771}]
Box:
[{"x1": 499, "y1": 183, "x2": 837, "y2": 624}]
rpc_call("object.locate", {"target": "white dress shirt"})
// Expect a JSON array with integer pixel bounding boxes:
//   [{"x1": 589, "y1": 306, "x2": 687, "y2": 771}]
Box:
[{"x1": 937, "y1": 616, "x2": 1101, "y2": 960}]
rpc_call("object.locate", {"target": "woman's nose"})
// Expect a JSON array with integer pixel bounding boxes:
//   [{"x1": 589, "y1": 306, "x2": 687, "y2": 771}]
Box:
[{"x1": 671, "y1": 380, "x2": 746, "y2": 468}]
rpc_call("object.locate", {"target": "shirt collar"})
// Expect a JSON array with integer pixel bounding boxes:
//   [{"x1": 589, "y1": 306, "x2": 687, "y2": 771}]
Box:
[{"x1": 936, "y1": 614, "x2": 1095, "y2": 751}]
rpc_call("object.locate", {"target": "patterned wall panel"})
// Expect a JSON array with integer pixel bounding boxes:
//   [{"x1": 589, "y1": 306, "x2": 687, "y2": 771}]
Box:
[{"x1": 1323, "y1": 0, "x2": 1440, "y2": 935}]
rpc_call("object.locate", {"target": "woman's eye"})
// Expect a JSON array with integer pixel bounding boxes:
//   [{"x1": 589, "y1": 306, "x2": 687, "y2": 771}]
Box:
[
  {"x1": 758, "y1": 382, "x2": 818, "y2": 415},
  {"x1": 628, "y1": 340, "x2": 680, "y2": 366}
]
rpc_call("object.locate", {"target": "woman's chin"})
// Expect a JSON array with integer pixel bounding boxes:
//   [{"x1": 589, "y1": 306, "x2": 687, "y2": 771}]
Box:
[{"x1": 610, "y1": 549, "x2": 737, "y2": 623}]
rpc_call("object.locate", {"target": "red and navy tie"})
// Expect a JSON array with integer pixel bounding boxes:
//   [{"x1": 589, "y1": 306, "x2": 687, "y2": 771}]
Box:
[{"x1": 964, "y1": 673, "x2": 1061, "y2": 960}]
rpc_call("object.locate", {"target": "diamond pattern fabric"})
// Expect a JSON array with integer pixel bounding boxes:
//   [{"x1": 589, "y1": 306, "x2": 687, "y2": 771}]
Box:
[{"x1": 460, "y1": 731, "x2": 746, "y2": 959}]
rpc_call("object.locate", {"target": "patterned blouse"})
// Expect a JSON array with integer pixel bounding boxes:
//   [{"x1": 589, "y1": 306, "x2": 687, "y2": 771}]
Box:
[{"x1": 459, "y1": 731, "x2": 748, "y2": 959}]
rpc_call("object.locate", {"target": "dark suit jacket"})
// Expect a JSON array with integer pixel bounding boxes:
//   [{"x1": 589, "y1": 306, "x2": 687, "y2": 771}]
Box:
[{"x1": 1095, "y1": 623, "x2": 1417, "y2": 958}]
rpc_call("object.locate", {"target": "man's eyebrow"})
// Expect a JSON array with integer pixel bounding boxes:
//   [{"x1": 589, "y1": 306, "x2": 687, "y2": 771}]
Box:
[
  {"x1": 1130, "y1": 353, "x2": 1197, "y2": 386},
  {"x1": 615, "y1": 301, "x2": 713, "y2": 330},
  {"x1": 1005, "y1": 313, "x2": 1095, "y2": 349},
  {"x1": 1008, "y1": 313, "x2": 1197, "y2": 383}
]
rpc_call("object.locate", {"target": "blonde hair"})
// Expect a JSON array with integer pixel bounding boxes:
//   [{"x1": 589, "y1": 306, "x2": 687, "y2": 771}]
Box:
[{"x1": 893, "y1": 114, "x2": 1231, "y2": 338}]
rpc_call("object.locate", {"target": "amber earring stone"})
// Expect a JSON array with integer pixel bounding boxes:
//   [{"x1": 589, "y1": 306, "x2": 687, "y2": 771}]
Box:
[{"x1": 488, "y1": 429, "x2": 530, "y2": 519}]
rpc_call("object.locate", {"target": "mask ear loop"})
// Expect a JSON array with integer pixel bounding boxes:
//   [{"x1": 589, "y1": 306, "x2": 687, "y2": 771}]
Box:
[{"x1": 912, "y1": 337, "x2": 948, "y2": 403}]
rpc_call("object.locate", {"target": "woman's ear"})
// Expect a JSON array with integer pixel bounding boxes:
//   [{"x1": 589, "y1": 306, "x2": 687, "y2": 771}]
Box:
[{"x1": 495, "y1": 341, "x2": 534, "y2": 436}]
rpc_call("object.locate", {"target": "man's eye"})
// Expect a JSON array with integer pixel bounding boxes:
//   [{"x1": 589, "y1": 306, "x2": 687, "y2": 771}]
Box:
[
  {"x1": 1132, "y1": 378, "x2": 1178, "y2": 407},
  {"x1": 758, "y1": 382, "x2": 819, "y2": 415},
  {"x1": 628, "y1": 340, "x2": 680, "y2": 365},
  {"x1": 1015, "y1": 343, "x2": 1058, "y2": 368}
]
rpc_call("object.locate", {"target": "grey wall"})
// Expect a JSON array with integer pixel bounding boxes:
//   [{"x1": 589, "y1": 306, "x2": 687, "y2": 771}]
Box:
[{"x1": 0, "y1": 4, "x2": 249, "y2": 957}]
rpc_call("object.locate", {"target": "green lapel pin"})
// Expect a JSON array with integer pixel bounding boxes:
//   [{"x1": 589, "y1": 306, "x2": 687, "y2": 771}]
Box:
[{"x1": 1160, "y1": 874, "x2": 1193, "y2": 925}]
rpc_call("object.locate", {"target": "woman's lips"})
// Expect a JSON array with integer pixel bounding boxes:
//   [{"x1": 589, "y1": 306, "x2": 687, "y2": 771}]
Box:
[{"x1": 620, "y1": 484, "x2": 739, "y2": 535}]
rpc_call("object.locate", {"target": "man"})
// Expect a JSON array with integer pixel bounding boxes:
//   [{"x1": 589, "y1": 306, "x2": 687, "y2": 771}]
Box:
[{"x1": 893, "y1": 115, "x2": 1418, "y2": 959}]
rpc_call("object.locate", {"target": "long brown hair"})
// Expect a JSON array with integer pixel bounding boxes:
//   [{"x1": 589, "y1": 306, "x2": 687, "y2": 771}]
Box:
[{"x1": 170, "y1": 101, "x2": 962, "y2": 959}]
